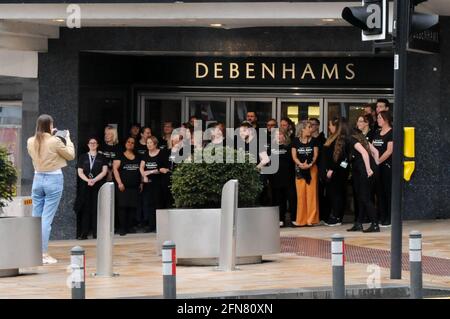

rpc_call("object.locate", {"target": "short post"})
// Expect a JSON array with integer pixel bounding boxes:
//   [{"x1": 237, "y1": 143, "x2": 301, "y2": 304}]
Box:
[
  {"x1": 95, "y1": 182, "x2": 116, "y2": 277},
  {"x1": 331, "y1": 234, "x2": 345, "y2": 299},
  {"x1": 71, "y1": 246, "x2": 85, "y2": 299},
  {"x1": 162, "y1": 241, "x2": 176, "y2": 299},
  {"x1": 409, "y1": 231, "x2": 423, "y2": 299},
  {"x1": 218, "y1": 179, "x2": 238, "y2": 271}
]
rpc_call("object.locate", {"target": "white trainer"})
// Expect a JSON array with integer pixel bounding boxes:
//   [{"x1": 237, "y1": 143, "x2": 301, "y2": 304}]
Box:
[{"x1": 42, "y1": 254, "x2": 58, "y2": 265}]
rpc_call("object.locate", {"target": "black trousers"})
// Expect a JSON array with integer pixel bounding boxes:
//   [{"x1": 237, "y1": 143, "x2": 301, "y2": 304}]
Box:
[
  {"x1": 160, "y1": 175, "x2": 174, "y2": 209},
  {"x1": 142, "y1": 182, "x2": 160, "y2": 231},
  {"x1": 353, "y1": 170, "x2": 378, "y2": 224},
  {"x1": 77, "y1": 184, "x2": 100, "y2": 237},
  {"x1": 318, "y1": 179, "x2": 329, "y2": 222},
  {"x1": 287, "y1": 179, "x2": 297, "y2": 222},
  {"x1": 326, "y1": 172, "x2": 347, "y2": 221},
  {"x1": 271, "y1": 185, "x2": 288, "y2": 222},
  {"x1": 377, "y1": 163, "x2": 392, "y2": 223},
  {"x1": 118, "y1": 207, "x2": 136, "y2": 234}
]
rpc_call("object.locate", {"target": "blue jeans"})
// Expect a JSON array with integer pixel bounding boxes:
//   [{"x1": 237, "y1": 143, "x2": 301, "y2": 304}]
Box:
[{"x1": 31, "y1": 173, "x2": 64, "y2": 253}]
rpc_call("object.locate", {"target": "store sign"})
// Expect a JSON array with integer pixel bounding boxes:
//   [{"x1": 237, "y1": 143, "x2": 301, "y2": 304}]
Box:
[
  {"x1": 182, "y1": 57, "x2": 393, "y2": 87},
  {"x1": 81, "y1": 54, "x2": 394, "y2": 88},
  {"x1": 195, "y1": 62, "x2": 356, "y2": 81},
  {"x1": 408, "y1": 24, "x2": 440, "y2": 54}
]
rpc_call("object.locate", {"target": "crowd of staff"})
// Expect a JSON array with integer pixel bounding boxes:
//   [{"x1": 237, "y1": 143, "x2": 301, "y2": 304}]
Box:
[{"x1": 74, "y1": 98, "x2": 393, "y2": 237}]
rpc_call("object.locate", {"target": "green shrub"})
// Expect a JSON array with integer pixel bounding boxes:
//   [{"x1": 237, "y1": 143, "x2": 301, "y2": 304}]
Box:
[
  {"x1": 171, "y1": 146, "x2": 263, "y2": 208},
  {"x1": 0, "y1": 146, "x2": 17, "y2": 208}
]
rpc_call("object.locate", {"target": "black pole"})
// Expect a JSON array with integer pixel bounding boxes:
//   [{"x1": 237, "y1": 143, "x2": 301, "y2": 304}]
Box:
[{"x1": 391, "y1": 0, "x2": 409, "y2": 280}]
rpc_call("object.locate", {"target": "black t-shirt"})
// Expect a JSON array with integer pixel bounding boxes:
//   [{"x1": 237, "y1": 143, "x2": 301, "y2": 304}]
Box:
[
  {"x1": 134, "y1": 140, "x2": 148, "y2": 158},
  {"x1": 292, "y1": 137, "x2": 317, "y2": 164},
  {"x1": 364, "y1": 129, "x2": 376, "y2": 143},
  {"x1": 116, "y1": 153, "x2": 141, "y2": 188},
  {"x1": 141, "y1": 150, "x2": 168, "y2": 183},
  {"x1": 158, "y1": 136, "x2": 170, "y2": 151},
  {"x1": 77, "y1": 153, "x2": 107, "y2": 179},
  {"x1": 348, "y1": 136, "x2": 377, "y2": 173},
  {"x1": 99, "y1": 143, "x2": 121, "y2": 168},
  {"x1": 372, "y1": 129, "x2": 393, "y2": 166},
  {"x1": 268, "y1": 143, "x2": 294, "y2": 187},
  {"x1": 234, "y1": 135, "x2": 262, "y2": 165}
]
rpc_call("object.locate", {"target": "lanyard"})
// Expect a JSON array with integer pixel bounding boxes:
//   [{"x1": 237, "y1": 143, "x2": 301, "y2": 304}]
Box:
[{"x1": 88, "y1": 153, "x2": 96, "y2": 173}]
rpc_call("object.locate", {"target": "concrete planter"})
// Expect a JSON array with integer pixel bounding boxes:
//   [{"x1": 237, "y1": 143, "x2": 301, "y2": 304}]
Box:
[
  {"x1": 156, "y1": 207, "x2": 280, "y2": 266},
  {"x1": 0, "y1": 216, "x2": 42, "y2": 277}
]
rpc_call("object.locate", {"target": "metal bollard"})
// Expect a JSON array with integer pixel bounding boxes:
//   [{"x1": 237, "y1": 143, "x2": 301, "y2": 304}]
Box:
[
  {"x1": 71, "y1": 246, "x2": 85, "y2": 299},
  {"x1": 95, "y1": 182, "x2": 118, "y2": 277},
  {"x1": 218, "y1": 179, "x2": 238, "y2": 271},
  {"x1": 409, "y1": 231, "x2": 423, "y2": 299},
  {"x1": 162, "y1": 241, "x2": 176, "y2": 299},
  {"x1": 331, "y1": 234, "x2": 345, "y2": 299}
]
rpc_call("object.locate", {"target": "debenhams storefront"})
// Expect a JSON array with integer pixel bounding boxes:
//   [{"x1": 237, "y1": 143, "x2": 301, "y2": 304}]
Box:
[{"x1": 0, "y1": 1, "x2": 449, "y2": 239}]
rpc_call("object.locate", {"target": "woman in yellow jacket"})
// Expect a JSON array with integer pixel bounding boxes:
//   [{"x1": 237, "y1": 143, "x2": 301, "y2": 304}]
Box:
[{"x1": 27, "y1": 114, "x2": 75, "y2": 264}]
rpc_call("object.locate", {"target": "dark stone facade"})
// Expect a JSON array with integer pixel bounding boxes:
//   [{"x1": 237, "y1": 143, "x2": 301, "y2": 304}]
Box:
[{"x1": 35, "y1": 25, "x2": 449, "y2": 239}]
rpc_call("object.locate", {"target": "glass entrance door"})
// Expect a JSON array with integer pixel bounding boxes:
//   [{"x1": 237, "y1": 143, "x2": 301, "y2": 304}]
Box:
[
  {"x1": 186, "y1": 97, "x2": 229, "y2": 130},
  {"x1": 139, "y1": 96, "x2": 184, "y2": 138},
  {"x1": 278, "y1": 99, "x2": 323, "y2": 132},
  {"x1": 231, "y1": 98, "x2": 276, "y2": 129},
  {"x1": 324, "y1": 99, "x2": 372, "y2": 136}
]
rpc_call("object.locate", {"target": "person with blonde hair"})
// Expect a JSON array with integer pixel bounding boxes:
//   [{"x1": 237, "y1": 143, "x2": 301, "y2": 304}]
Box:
[
  {"x1": 99, "y1": 125, "x2": 120, "y2": 181},
  {"x1": 27, "y1": 114, "x2": 75, "y2": 264},
  {"x1": 291, "y1": 120, "x2": 319, "y2": 226}
]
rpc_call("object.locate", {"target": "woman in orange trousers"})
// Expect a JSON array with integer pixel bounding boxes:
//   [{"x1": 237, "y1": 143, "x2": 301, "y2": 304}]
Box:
[{"x1": 291, "y1": 120, "x2": 319, "y2": 226}]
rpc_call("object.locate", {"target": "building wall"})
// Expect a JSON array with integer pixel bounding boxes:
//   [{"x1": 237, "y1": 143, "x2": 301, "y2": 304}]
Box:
[{"x1": 35, "y1": 25, "x2": 449, "y2": 239}]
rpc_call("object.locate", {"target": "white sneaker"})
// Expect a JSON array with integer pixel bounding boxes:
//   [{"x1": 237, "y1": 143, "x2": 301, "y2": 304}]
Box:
[{"x1": 42, "y1": 254, "x2": 58, "y2": 265}]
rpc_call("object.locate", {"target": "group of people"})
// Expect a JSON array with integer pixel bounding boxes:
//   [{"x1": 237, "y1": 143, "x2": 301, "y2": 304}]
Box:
[
  {"x1": 269, "y1": 98, "x2": 393, "y2": 233},
  {"x1": 74, "y1": 98, "x2": 393, "y2": 238}
]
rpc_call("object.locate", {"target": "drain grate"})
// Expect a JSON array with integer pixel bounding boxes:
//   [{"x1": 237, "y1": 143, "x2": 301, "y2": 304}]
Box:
[{"x1": 281, "y1": 237, "x2": 450, "y2": 277}]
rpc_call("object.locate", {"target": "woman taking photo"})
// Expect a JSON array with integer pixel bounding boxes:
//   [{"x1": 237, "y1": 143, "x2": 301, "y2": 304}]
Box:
[
  {"x1": 291, "y1": 120, "x2": 319, "y2": 227},
  {"x1": 140, "y1": 136, "x2": 169, "y2": 232},
  {"x1": 347, "y1": 130, "x2": 380, "y2": 233},
  {"x1": 113, "y1": 137, "x2": 141, "y2": 236},
  {"x1": 322, "y1": 117, "x2": 350, "y2": 227},
  {"x1": 27, "y1": 114, "x2": 75, "y2": 264},
  {"x1": 269, "y1": 129, "x2": 295, "y2": 227},
  {"x1": 75, "y1": 137, "x2": 108, "y2": 240},
  {"x1": 372, "y1": 110, "x2": 393, "y2": 227}
]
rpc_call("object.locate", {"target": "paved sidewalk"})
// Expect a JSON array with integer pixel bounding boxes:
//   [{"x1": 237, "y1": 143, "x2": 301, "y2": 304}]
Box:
[{"x1": 0, "y1": 220, "x2": 449, "y2": 299}]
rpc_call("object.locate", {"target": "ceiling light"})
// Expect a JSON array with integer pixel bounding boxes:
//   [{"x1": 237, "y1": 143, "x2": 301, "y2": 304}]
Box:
[
  {"x1": 53, "y1": 19, "x2": 65, "y2": 22},
  {"x1": 322, "y1": 18, "x2": 335, "y2": 22},
  {"x1": 210, "y1": 23, "x2": 223, "y2": 27}
]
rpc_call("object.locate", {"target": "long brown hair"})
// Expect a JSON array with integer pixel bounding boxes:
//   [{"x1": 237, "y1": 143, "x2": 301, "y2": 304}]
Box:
[
  {"x1": 333, "y1": 120, "x2": 350, "y2": 162},
  {"x1": 352, "y1": 131, "x2": 371, "y2": 154},
  {"x1": 324, "y1": 117, "x2": 340, "y2": 147},
  {"x1": 34, "y1": 114, "x2": 53, "y2": 156}
]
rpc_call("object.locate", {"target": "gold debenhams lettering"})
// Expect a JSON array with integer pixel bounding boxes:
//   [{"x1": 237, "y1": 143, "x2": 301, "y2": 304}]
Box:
[{"x1": 195, "y1": 62, "x2": 356, "y2": 80}]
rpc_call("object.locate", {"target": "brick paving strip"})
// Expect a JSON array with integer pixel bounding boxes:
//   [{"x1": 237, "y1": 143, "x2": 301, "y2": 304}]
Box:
[{"x1": 281, "y1": 237, "x2": 450, "y2": 277}]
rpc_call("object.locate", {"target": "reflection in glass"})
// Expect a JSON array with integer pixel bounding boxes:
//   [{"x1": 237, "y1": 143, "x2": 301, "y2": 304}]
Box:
[
  {"x1": 280, "y1": 101, "x2": 320, "y2": 125},
  {"x1": 0, "y1": 102, "x2": 22, "y2": 195},
  {"x1": 189, "y1": 100, "x2": 227, "y2": 130},
  {"x1": 145, "y1": 99, "x2": 182, "y2": 138},
  {"x1": 234, "y1": 100, "x2": 273, "y2": 128}
]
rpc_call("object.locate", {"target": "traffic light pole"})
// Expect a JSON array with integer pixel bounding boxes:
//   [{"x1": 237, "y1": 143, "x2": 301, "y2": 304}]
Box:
[{"x1": 391, "y1": 0, "x2": 410, "y2": 280}]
